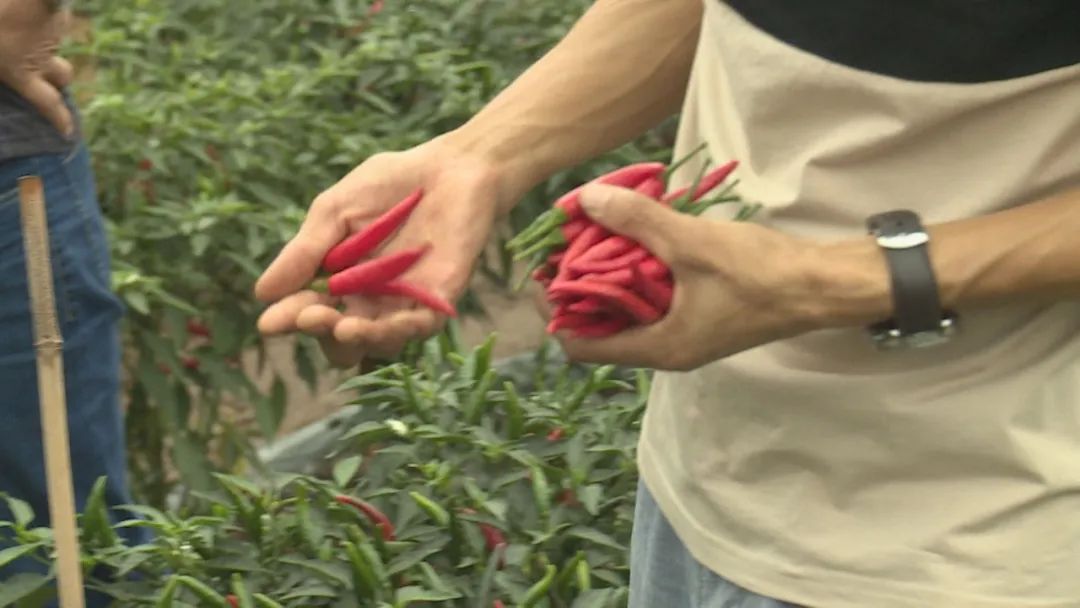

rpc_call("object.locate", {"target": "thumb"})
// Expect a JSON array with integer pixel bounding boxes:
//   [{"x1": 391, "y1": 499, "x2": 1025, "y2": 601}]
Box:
[
  {"x1": 578, "y1": 183, "x2": 688, "y2": 261},
  {"x1": 15, "y1": 74, "x2": 74, "y2": 137}
]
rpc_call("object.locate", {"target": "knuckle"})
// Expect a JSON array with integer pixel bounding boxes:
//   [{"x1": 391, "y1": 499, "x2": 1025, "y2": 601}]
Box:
[{"x1": 310, "y1": 191, "x2": 343, "y2": 217}]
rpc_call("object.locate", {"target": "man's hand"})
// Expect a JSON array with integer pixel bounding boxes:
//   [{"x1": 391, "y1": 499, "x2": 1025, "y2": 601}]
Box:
[
  {"x1": 255, "y1": 135, "x2": 506, "y2": 368},
  {"x1": 546, "y1": 184, "x2": 849, "y2": 371},
  {"x1": 0, "y1": 0, "x2": 74, "y2": 136}
]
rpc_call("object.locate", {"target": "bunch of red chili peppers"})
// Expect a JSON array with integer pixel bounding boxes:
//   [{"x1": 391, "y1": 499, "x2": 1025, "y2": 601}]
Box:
[
  {"x1": 509, "y1": 146, "x2": 749, "y2": 339},
  {"x1": 308, "y1": 189, "x2": 457, "y2": 317}
]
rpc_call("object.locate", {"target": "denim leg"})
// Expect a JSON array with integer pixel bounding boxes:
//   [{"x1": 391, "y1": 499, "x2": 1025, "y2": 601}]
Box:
[
  {"x1": 629, "y1": 478, "x2": 802, "y2": 608},
  {"x1": 0, "y1": 146, "x2": 147, "y2": 607}
]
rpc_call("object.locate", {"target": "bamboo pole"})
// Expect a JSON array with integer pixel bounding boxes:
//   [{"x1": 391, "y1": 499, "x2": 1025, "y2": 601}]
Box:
[{"x1": 18, "y1": 176, "x2": 86, "y2": 608}]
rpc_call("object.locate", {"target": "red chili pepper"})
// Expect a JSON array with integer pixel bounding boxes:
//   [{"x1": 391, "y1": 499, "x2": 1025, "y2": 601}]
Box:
[
  {"x1": 186, "y1": 320, "x2": 211, "y2": 338},
  {"x1": 368, "y1": 0, "x2": 384, "y2": 15},
  {"x1": 493, "y1": 601, "x2": 506, "y2": 608},
  {"x1": 513, "y1": 163, "x2": 665, "y2": 256},
  {"x1": 532, "y1": 267, "x2": 553, "y2": 287},
  {"x1": 632, "y1": 265, "x2": 674, "y2": 312},
  {"x1": 556, "y1": 162, "x2": 666, "y2": 219},
  {"x1": 334, "y1": 495, "x2": 397, "y2": 541},
  {"x1": 557, "y1": 488, "x2": 580, "y2": 507},
  {"x1": 547, "y1": 311, "x2": 600, "y2": 334},
  {"x1": 562, "y1": 218, "x2": 589, "y2": 243},
  {"x1": 566, "y1": 235, "x2": 638, "y2": 270},
  {"x1": 479, "y1": 523, "x2": 507, "y2": 553},
  {"x1": 322, "y1": 188, "x2": 424, "y2": 273},
  {"x1": 566, "y1": 296, "x2": 607, "y2": 315},
  {"x1": 324, "y1": 244, "x2": 430, "y2": 296},
  {"x1": 182, "y1": 357, "x2": 201, "y2": 371},
  {"x1": 568, "y1": 246, "x2": 650, "y2": 275},
  {"x1": 546, "y1": 427, "x2": 565, "y2": 442},
  {"x1": 581, "y1": 257, "x2": 669, "y2": 287},
  {"x1": 364, "y1": 280, "x2": 457, "y2": 317},
  {"x1": 635, "y1": 175, "x2": 666, "y2": 200},
  {"x1": 573, "y1": 315, "x2": 632, "y2": 339},
  {"x1": 555, "y1": 224, "x2": 608, "y2": 281},
  {"x1": 226, "y1": 595, "x2": 239, "y2": 608},
  {"x1": 663, "y1": 160, "x2": 738, "y2": 208},
  {"x1": 548, "y1": 280, "x2": 660, "y2": 324},
  {"x1": 514, "y1": 215, "x2": 597, "y2": 261}
]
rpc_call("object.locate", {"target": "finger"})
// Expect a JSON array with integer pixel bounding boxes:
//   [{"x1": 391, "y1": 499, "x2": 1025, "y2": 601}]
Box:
[
  {"x1": 43, "y1": 56, "x2": 73, "y2": 89},
  {"x1": 15, "y1": 75, "x2": 73, "y2": 137},
  {"x1": 334, "y1": 307, "x2": 438, "y2": 356},
  {"x1": 296, "y1": 304, "x2": 345, "y2": 337},
  {"x1": 256, "y1": 290, "x2": 331, "y2": 335},
  {"x1": 317, "y1": 335, "x2": 367, "y2": 369},
  {"x1": 554, "y1": 315, "x2": 679, "y2": 369},
  {"x1": 254, "y1": 192, "x2": 348, "y2": 303},
  {"x1": 577, "y1": 184, "x2": 696, "y2": 262}
]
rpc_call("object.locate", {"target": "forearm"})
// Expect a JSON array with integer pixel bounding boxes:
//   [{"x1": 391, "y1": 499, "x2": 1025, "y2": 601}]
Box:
[
  {"x1": 446, "y1": 0, "x2": 703, "y2": 210},
  {"x1": 807, "y1": 187, "x2": 1080, "y2": 328}
]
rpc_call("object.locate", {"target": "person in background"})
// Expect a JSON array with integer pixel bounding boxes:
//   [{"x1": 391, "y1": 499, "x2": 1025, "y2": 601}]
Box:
[
  {"x1": 0, "y1": 1, "x2": 146, "y2": 604},
  {"x1": 259, "y1": 0, "x2": 1080, "y2": 606}
]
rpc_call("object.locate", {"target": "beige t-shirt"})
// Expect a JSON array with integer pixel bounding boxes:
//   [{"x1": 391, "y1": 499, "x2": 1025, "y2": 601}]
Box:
[{"x1": 639, "y1": 2, "x2": 1080, "y2": 607}]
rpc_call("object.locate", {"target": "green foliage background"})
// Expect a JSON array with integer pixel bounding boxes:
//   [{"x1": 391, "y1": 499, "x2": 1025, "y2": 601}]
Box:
[{"x1": 68, "y1": 0, "x2": 676, "y2": 506}]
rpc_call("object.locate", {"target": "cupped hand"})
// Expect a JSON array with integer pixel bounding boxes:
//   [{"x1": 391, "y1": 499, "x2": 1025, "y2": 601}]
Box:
[
  {"x1": 255, "y1": 135, "x2": 506, "y2": 367},
  {"x1": 0, "y1": 0, "x2": 75, "y2": 136},
  {"x1": 548, "y1": 184, "x2": 828, "y2": 371}
]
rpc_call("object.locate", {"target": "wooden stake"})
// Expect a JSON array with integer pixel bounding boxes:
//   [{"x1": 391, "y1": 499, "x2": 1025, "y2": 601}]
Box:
[{"x1": 18, "y1": 176, "x2": 86, "y2": 608}]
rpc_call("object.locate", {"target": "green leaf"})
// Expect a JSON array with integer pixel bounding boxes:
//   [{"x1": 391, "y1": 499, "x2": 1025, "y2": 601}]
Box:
[
  {"x1": 172, "y1": 432, "x2": 216, "y2": 493},
  {"x1": 0, "y1": 543, "x2": 41, "y2": 570},
  {"x1": 394, "y1": 586, "x2": 463, "y2": 605},
  {"x1": 82, "y1": 476, "x2": 118, "y2": 548},
  {"x1": 333, "y1": 455, "x2": 363, "y2": 488},
  {"x1": 566, "y1": 525, "x2": 625, "y2": 552},
  {"x1": 579, "y1": 485, "x2": 603, "y2": 517},
  {"x1": 0, "y1": 572, "x2": 53, "y2": 607},
  {"x1": 571, "y1": 589, "x2": 620, "y2": 608},
  {"x1": 1, "y1": 494, "x2": 34, "y2": 528}
]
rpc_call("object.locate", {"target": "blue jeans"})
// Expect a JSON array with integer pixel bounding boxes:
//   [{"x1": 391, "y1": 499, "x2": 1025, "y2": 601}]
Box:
[
  {"x1": 0, "y1": 146, "x2": 146, "y2": 607},
  {"x1": 630, "y1": 479, "x2": 801, "y2": 608}
]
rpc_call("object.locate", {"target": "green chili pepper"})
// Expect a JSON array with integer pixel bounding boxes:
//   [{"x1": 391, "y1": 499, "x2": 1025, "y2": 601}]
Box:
[
  {"x1": 521, "y1": 564, "x2": 557, "y2": 607},
  {"x1": 156, "y1": 575, "x2": 180, "y2": 608},
  {"x1": 409, "y1": 492, "x2": 450, "y2": 527},
  {"x1": 358, "y1": 541, "x2": 390, "y2": 592},
  {"x1": 556, "y1": 550, "x2": 586, "y2": 591},
  {"x1": 253, "y1": 594, "x2": 284, "y2": 608},
  {"x1": 396, "y1": 365, "x2": 430, "y2": 424},
  {"x1": 565, "y1": 365, "x2": 615, "y2": 417},
  {"x1": 576, "y1": 558, "x2": 592, "y2": 592},
  {"x1": 231, "y1": 574, "x2": 256, "y2": 608},
  {"x1": 345, "y1": 541, "x2": 379, "y2": 599},
  {"x1": 530, "y1": 465, "x2": 552, "y2": 520},
  {"x1": 466, "y1": 368, "x2": 498, "y2": 424},
  {"x1": 177, "y1": 576, "x2": 228, "y2": 607}
]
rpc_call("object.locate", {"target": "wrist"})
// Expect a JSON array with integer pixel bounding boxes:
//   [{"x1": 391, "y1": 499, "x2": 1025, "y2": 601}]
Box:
[
  {"x1": 799, "y1": 236, "x2": 894, "y2": 330},
  {"x1": 439, "y1": 123, "x2": 554, "y2": 216}
]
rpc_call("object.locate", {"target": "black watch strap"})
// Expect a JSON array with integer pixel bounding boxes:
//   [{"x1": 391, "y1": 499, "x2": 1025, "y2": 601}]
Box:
[{"x1": 866, "y1": 210, "x2": 955, "y2": 348}]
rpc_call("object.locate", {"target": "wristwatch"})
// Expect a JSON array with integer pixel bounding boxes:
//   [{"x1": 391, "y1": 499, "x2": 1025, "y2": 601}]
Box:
[{"x1": 865, "y1": 210, "x2": 957, "y2": 349}]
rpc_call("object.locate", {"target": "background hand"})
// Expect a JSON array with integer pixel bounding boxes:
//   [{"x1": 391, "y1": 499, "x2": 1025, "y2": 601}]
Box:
[
  {"x1": 255, "y1": 135, "x2": 506, "y2": 367},
  {"x1": 0, "y1": 0, "x2": 74, "y2": 136}
]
